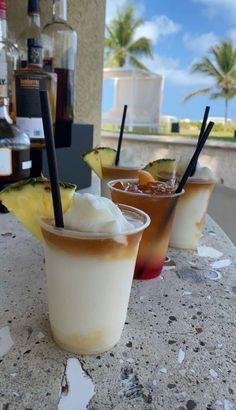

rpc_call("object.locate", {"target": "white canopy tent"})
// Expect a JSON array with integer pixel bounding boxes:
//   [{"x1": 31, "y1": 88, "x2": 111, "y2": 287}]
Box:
[{"x1": 102, "y1": 68, "x2": 164, "y2": 132}]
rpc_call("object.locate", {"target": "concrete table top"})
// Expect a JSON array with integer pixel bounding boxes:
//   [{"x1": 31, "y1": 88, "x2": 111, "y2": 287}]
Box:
[{"x1": 0, "y1": 213, "x2": 236, "y2": 410}]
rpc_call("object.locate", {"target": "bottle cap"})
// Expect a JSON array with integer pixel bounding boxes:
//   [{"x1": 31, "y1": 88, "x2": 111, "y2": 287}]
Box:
[
  {"x1": 0, "y1": 0, "x2": 6, "y2": 19},
  {"x1": 27, "y1": 38, "x2": 43, "y2": 48},
  {"x1": 28, "y1": 0, "x2": 40, "y2": 14}
]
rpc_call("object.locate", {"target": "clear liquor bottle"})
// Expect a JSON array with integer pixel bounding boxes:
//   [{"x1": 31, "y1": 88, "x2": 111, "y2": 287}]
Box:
[
  {"x1": 12, "y1": 38, "x2": 57, "y2": 148},
  {"x1": 42, "y1": 0, "x2": 77, "y2": 126},
  {"x1": 17, "y1": 0, "x2": 41, "y2": 68},
  {"x1": 0, "y1": 0, "x2": 19, "y2": 110}
]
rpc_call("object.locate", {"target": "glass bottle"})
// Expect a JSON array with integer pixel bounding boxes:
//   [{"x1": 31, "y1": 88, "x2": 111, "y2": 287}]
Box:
[
  {"x1": 0, "y1": 97, "x2": 31, "y2": 183},
  {"x1": 17, "y1": 0, "x2": 41, "y2": 68},
  {"x1": 12, "y1": 38, "x2": 57, "y2": 148},
  {"x1": 42, "y1": 0, "x2": 77, "y2": 126},
  {"x1": 0, "y1": 0, "x2": 19, "y2": 110}
]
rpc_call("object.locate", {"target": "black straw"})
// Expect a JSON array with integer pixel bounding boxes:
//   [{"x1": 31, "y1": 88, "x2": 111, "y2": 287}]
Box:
[
  {"x1": 190, "y1": 106, "x2": 210, "y2": 176},
  {"x1": 176, "y1": 121, "x2": 214, "y2": 194},
  {"x1": 40, "y1": 90, "x2": 64, "y2": 228},
  {"x1": 115, "y1": 104, "x2": 128, "y2": 166}
]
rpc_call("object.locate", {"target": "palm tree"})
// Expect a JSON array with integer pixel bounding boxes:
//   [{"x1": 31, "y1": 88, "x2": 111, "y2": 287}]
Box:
[
  {"x1": 184, "y1": 40, "x2": 236, "y2": 123},
  {"x1": 104, "y1": 5, "x2": 153, "y2": 71}
]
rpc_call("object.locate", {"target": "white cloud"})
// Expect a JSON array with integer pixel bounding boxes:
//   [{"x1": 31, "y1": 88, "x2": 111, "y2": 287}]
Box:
[
  {"x1": 193, "y1": 0, "x2": 236, "y2": 22},
  {"x1": 105, "y1": 2, "x2": 181, "y2": 44},
  {"x1": 105, "y1": 0, "x2": 145, "y2": 23},
  {"x1": 106, "y1": 0, "x2": 128, "y2": 23},
  {"x1": 183, "y1": 32, "x2": 218, "y2": 54},
  {"x1": 134, "y1": 15, "x2": 182, "y2": 44},
  {"x1": 227, "y1": 29, "x2": 236, "y2": 45},
  {"x1": 143, "y1": 54, "x2": 213, "y2": 87}
]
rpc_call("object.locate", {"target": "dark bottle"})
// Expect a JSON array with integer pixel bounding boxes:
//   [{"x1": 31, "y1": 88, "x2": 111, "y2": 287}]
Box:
[
  {"x1": 42, "y1": 0, "x2": 77, "y2": 127},
  {"x1": 0, "y1": 97, "x2": 31, "y2": 182},
  {"x1": 17, "y1": 0, "x2": 41, "y2": 68},
  {"x1": 12, "y1": 38, "x2": 57, "y2": 148}
]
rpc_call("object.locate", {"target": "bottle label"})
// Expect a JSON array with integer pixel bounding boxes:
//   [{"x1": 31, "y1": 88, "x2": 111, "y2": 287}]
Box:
[
  {"x1": 16, "y1": 117, "x2": 45, "y2": 139},
  {"x1": 0, "y1": 57, "x2": 7, "y2": 98},
  {"x1": 15, "y1": 74, "x2": 48, "y2": 139},
  {"x1": 0, "y1": 148, "x2": 12, "y2": 176},
  {"x1": 22, "y1": 160, "x2": 32, "y2": 170},
  {"x1": 28, "y1": 46, "x2": 43, "y2": 66}
]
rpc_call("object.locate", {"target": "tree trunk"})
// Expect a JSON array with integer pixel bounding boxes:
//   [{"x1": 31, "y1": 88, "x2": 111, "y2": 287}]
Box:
[{"x1": 224, "y1": 98, "x2": 228, "y2": 124}]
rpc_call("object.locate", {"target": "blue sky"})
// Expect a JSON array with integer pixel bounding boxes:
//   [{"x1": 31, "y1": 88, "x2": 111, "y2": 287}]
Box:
[{"x1": 103, "y1": 0, "x2": 236, "y2": 121}]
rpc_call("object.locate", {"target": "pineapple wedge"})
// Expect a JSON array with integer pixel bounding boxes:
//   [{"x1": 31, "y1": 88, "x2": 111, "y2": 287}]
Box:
[
  {"x1": 0, "y1": 177, "x2": 76, "y2": 241},
  {"x1": 143, "y1": 159, "x2": 177, "y2": 180},
  {"x1": 82, "y1": 147, "x2": 116, "y2": 178}
]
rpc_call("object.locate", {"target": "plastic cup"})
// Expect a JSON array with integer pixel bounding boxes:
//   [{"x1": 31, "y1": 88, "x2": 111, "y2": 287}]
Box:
[
  {"x1": 108, "y1": 179, "x2": 183, "y2": 280},
  {"x1": 40, "y1": 204, "x2": 150, "y2": 355},
  {"x1": 170, "y1": 179, "x2": 215, "y2": 249},
  {"x1": 101, "y1": 164, "x2": 139, "y2": 198}
]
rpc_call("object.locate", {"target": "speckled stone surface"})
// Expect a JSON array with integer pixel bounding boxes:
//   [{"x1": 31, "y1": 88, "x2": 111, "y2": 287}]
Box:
[{"x1": 0, "y1": 214, "x2": 236, "y2": 410}]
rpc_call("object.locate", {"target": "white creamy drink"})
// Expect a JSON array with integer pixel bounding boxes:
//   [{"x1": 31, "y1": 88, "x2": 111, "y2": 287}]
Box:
[
  {"x1": 101, "y1": 149, "x2": 140, "y2": 198},
  {"x1": 170, "y1": 161, "x2": 216, "y2": 250},
  {"x1": 40, "y1": 193, "x2": 150, "y2": 354}
]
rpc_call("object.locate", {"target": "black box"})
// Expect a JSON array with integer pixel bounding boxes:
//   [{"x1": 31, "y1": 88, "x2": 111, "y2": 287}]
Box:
[{"x1": 42, "y1": 123, "x2": 93, "y2": 190}]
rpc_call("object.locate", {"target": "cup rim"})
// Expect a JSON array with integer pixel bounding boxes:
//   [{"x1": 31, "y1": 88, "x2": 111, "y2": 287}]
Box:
[
  {"x1": 39, "y1": 203, "x2": 150, "y2": 240},
  {"x1": 101, "y1": 164, "x2": 139, "y2": 171},
  {"x1": 187, "y1": 178, "x2": 217, "y2": 185},
  {"x1": 108, "y1": 179, "x2": 184, "y2": 199}
]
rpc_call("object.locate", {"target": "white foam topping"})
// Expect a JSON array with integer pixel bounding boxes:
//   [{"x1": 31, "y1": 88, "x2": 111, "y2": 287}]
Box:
[
  {"x1": 193, "y1": 165, "x2": 216, "y2": 181},
  {"x1": 64, "y1": 193, "x2": 133, "y2": 234},
  {"x1": 177, "y1": 156, "x2": 216, "y2": 181}
]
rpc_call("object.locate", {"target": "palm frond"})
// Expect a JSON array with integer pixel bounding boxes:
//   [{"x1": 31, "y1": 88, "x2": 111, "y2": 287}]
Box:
[
  {"x1": 210, "y1": 40, "x2": 236, "y2": 74},
  {"x1": 104, "y1": 4, "x2": 154, "y2": 69},
  {"x1": 129, "y1": 56, "x2": 150, "y2": 71},
  {"x1": 105, "y1": 52, "x2": 124, "y2": 68},
  {"x1": 183, "y1": 87, "x2": 213, "y2": 102},
  {"x1": 192, "y1": 58, "x2": 223, "y2": 82},
  {"x1": 128, "y1": 37, "x2": 153, "y2": 58}
]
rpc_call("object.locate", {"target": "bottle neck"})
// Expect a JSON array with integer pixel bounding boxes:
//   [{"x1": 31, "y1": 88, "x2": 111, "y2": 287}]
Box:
[
  {"x1": 27, "y1": 13, "x2": 41, "y2": 28},
  {"x1": 0, "y1": 101, "x2": 12, "y2": 124},
  {"x1": 0, "y1": 17, "x2": 7, "y2": 40},
  {"x1": 53, "y1": 0, "x2": 67, "y2": 22}
]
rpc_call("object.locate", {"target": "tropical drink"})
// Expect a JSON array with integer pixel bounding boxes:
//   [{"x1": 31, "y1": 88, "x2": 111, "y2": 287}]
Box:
[
  {"x1": 41, "y1": 193, "x2": 150, "y2": 354},
  {"x1": 108, "y1": 175, "x2": 183, "y2": 280}
]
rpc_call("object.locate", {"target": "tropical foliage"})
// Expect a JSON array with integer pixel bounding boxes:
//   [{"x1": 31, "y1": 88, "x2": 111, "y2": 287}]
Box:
[
  {"x1": 104, "y1": 5, "x2": 153, "y2": 71},
  {"x1": 184, "y1": 40, "x2": 236, "y2": 123}
]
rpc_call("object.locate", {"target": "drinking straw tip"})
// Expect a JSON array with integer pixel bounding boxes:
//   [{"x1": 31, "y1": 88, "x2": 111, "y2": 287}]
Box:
[{"x1": 115, "y1": 104, "x2": 128, "y2": 166}]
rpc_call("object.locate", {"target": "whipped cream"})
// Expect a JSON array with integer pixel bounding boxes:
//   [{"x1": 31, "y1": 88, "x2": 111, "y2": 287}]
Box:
[
  {"x1": 177, "y1": 157, "x2": 216, "y2": 181},
  {"x1": 64, "y1": 193, "x2": 133, "y2": 234},
  {"x1": 192, "y1": 165, "x2": 216, "y2": 181},
  {"x1": 118, "y1": 149, "x2": 140, "y2": 167}
]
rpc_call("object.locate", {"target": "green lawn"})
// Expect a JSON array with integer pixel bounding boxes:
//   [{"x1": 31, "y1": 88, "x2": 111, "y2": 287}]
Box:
[{"x1": 102, "y1": 124, "x2": 236, "y2": 143}]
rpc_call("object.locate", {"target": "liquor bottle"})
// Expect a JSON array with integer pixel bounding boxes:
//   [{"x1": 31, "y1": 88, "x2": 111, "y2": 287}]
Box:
[
  {"x1": 0, "y1": 97, "x2": 31, "y2": 212},
  {"x1": 17, "y1": 0, "x2": 41, "y2": 68},
  {"x1": 0, "y1": 0, "x2": 19, "y2": 110},
  {"x1": 0, "y1": 97, "x2": 31, "y2": 182},
  {"x1": 42, "y1": 0, "x2": 77, "y2": 127},
  {"x1": 12, "y1": 38, "x2": 57, "y2": 148}
]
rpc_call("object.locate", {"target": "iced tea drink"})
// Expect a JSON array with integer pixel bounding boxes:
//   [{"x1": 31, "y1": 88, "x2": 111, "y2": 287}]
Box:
[
  {"x1": 40, "y1": 203, "x2": 150, "y2": 354},
  {"x1": 170, "y1": 179, "x2": 215, "y2": 249},
  {"x1": 101, "y1": 165, "x2": 139, "y2": 198},
  {"x1": 108, "y1": 179, "x2": 183, "y2": 280}
]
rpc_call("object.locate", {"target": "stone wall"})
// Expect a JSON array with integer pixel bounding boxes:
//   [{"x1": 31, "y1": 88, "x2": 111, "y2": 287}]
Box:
[
  {"x1": 7, "y1": 0, "x2": 106, "y2": 145},
  {"x1": 101, "y1": 133, "x2": 236, "y2": 188}
]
